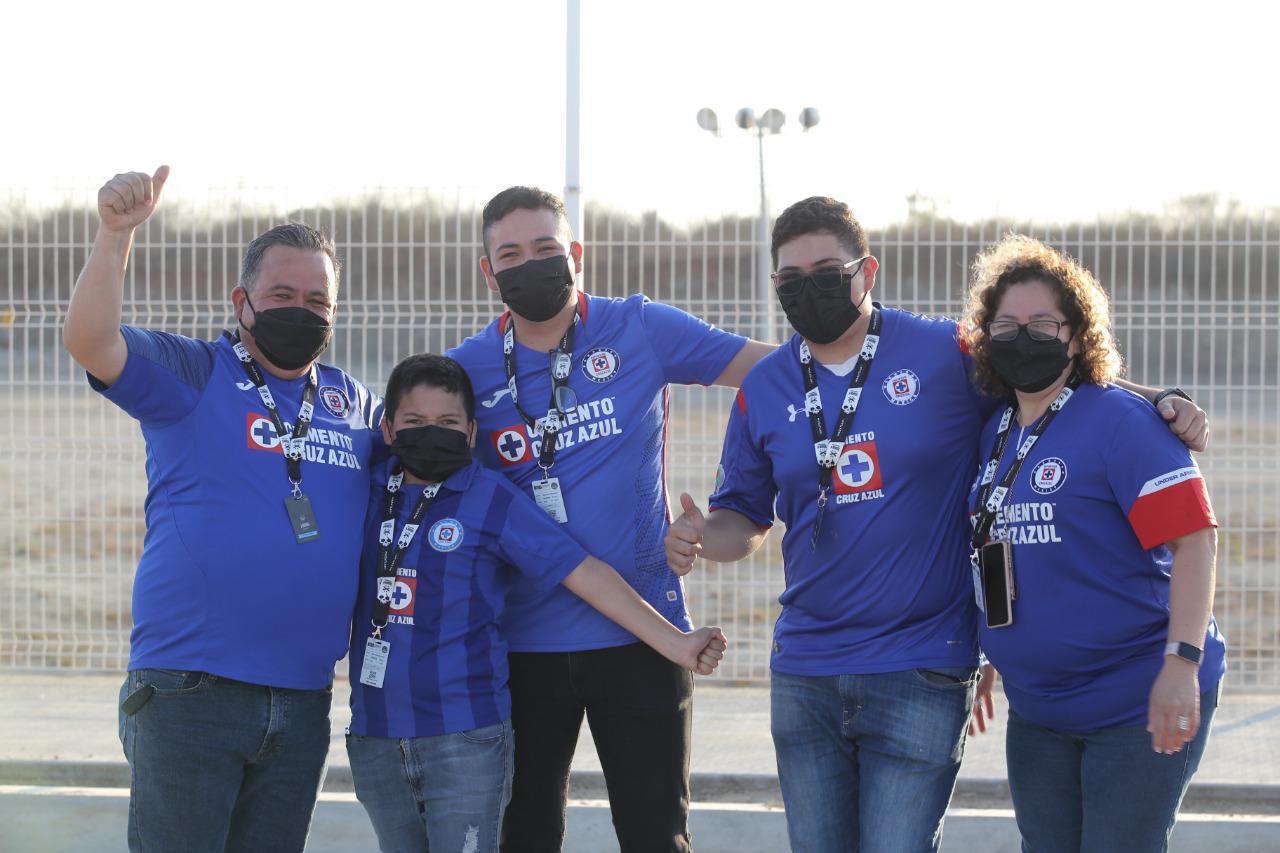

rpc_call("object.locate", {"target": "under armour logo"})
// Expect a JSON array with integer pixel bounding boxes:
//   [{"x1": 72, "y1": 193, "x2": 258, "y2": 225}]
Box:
[{"x1": 787, "y1": 404, "x2": 801, "y2": 423}]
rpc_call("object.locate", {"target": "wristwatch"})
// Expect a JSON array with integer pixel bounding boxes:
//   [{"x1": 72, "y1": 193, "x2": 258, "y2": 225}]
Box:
[
  {"x1": 1164, "y1": 641, "x2": 1202, "y2": 665},
  {"x1": 1153, "y1": 387, "x2": 1194, "y2": 408}
]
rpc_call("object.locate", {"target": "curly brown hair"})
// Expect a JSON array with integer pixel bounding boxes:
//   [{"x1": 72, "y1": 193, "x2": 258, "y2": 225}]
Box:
[{"x1": 964, "y1": 234, "x2": 1123, "y2": 397}]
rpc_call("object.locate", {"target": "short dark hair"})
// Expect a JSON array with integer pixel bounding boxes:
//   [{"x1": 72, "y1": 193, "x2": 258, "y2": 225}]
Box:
[
  {"x1": 481, "y1": 186, "x2": 572, "y2": 256},
  {"x1": 384, "y1": 354, "x2": 476, "y2": 422},
  {"x1": 238, "y1": 223, "x2": 341, "y2": 293},
  {"x1": 771, "y1": 196, "x2": 869, "y2": 269}
]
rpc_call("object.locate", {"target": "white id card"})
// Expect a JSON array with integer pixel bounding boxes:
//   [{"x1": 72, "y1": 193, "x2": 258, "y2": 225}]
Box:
[
  {"x1": 970, "y1": 555, "x2": 986, "y2": 613},
  {"x1": 359, "y1": 637, "x2": 391, "y2": 688},
  {"x1": 532, "y1": 477, "x2": 569, "y2": 523}
]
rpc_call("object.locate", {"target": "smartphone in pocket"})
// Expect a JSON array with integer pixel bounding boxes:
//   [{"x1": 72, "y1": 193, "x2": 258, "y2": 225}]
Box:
[{"x1": 981, "y1": 541, "x2": 1015, "y2": 629}]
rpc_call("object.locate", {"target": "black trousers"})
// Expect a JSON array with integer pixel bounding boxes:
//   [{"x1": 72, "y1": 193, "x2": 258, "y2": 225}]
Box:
[{"x1": 500, "y1": 641, "x2": 694, "y2": 853}]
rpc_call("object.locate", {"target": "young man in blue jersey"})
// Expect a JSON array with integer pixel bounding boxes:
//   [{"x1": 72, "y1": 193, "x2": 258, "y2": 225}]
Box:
[
  {"x1": 664, "y1": 197, "x2": 1209, "y2": 852},
  {"x1": 446, "y1": 187, "x2": 772, "y2": 852},
  {"x1": 345, "y1": 353, "x2": 727, "y2": 853},
  {"x1": 64, "y1": 168, "x2": 382, "y2": 853}
]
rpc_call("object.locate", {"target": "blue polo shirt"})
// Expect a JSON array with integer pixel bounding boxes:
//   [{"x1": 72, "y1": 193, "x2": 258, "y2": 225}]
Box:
[
  {"x1": 348, "y1": 459, "x2": 589, "y2": 737},
  {"x1": 91, "y1": 326, "x2": 382, "y2": 689},
  {"x1": 710, "y1": 306, "x2": 997, "y2": 676},
  {"x1": 448, "y1": 292, "x2": 747, "y2": 651},
  {"x1": 970, "y1": 382, "x2": 1225, "y2": 731}
]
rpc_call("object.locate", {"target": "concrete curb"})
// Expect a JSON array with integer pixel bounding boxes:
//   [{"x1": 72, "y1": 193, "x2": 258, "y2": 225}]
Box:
[{"x1": 3, "y1": 760, "x2": 1277, "y2": 814}]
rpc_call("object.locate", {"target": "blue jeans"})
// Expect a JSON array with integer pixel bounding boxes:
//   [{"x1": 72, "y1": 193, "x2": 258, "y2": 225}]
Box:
[
  {"x1": 117, "y1": 669, "x2": 332, "y2": 853},
  {"x1": 347, "y1": 720, "x2": 514, "y2": 853},
  {"x1": 1005, "y1": 683, "x2": 1221, "y2": 853},
  {"x1": 771, "y1": 666, "x2": 978, "y2": 853}
]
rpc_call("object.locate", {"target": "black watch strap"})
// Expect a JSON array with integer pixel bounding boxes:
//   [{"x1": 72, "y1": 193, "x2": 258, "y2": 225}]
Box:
[
  {"x1": 1153, "y1": 387, "x2": 1193, "y2": 408},
  {"x1": 1164, "y1": 641, "x2": 1202, "y2": 665}
]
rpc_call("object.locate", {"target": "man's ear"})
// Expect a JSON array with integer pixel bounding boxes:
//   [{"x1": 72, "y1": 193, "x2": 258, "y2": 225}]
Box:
[
  {"x1": 861, "y1": 256, "x2": 879, "y2": 293},
  {"x1": 382, "y1": 416, "x2": 395, "y2": 446},
  {"x1": 569, "y1": 241, "x2": 585, "y2": 275},
  {"x1": 232, "y1": 285, "x2": 249, "y2": 323},
  {"x1": 479, "y1": 255, "x2": 499, "y2": 294}
]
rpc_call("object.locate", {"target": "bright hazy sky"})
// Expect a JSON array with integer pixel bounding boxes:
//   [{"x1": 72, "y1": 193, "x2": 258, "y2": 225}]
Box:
[{"x1": 6, "y1": 0, "x2": 1277, "y2": 225}]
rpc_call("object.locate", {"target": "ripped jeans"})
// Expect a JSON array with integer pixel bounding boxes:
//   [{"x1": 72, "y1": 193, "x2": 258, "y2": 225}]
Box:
[{"x1": 347, "y1": 719, "x2": 514, "y2": 853}]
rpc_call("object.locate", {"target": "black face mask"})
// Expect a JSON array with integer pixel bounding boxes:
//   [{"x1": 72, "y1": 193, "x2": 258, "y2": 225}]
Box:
[
  {"x1": 241, "y1": 293, "x2": 333, "y2": 370},
  {"x1": 391, "y1": 425, "x2": 473, "y2": 482},
  {"x1": 777, "y1": 281, "x2": 868, "y2": 345},
  {"x1": 987, "y1": 330, "x2": 1074, "y2": 393},
  {"x1": 494, "y1": 255, "x2": 574, "y2": 322}
]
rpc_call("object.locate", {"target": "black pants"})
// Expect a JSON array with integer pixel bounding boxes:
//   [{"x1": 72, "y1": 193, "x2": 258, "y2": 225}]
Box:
[{"x1": 500, "y1": 641, "x2": 694, "y2": 853}]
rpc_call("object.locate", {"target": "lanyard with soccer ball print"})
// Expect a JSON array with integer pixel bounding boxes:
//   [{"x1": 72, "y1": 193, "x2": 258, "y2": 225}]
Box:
[
  {"x1": 359, "y1": 467, "x2": 442, "y2": 690},
  {"x1": 231, "y1": 333, "x2": 320, "y2": 543},
  {"x1": 501, "y1": 314, "x2": 577, "y2": 523},
  {"x1": 799, "y1": 307, "x2": 882, "y2": 550},
  {"x1": 969, "y1": 374, "x2": 1081, "y2": 554}
]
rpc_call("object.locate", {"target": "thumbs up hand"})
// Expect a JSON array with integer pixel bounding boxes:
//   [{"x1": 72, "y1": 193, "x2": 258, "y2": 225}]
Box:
[
  {"x1": 666, "y1": 492, "x2": 707, "y2": 576},
  {"x1": 97, "y1": 166, "x2": 169, "y2": 233}
]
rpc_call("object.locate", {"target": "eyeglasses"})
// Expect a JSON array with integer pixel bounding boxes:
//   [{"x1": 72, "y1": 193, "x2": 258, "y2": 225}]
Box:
[
  {"x1": 549, "y1": 350, "x2": 578, "y2": 414},
  {"x1": 987, "y1": 319, "x2": 1067, "y2": 343},
  {"x1": 772, "y1": 256, "x2": 869, "y2": 296}
]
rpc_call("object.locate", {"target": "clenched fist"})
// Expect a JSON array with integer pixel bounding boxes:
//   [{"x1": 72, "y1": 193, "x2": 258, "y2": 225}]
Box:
[{"x1": 98, "y1": 166, "x2": 169, "y2": 233}]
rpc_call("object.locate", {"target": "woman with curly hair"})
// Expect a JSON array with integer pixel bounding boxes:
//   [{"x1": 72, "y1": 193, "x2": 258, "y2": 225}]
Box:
[{"x1": 965, "y1": 234, "x2": 1225, "y2": 852}]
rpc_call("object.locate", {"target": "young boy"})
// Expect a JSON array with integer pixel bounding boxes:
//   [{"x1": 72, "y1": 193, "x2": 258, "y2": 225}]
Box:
[{"x1": 345, "y1": 353, "x2": 727, "y2": 853}]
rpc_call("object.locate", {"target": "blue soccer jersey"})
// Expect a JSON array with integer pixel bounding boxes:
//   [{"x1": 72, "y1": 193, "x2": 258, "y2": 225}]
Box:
[
  {"x1": 970, "y1": 382, "x2": 1224, "y2": 731},
  {"x1": 447, "y1": 292, "x2": 747, "y2": 651},
  {"x1": 348, "y1": 460, "x2": 590, "y2": 737},
  {"x1": 92, "y1": 326, "x2": 382, "y2": 689},
  {"x1": 710, "y1": 306, "x2": 996, "y2": 676}
]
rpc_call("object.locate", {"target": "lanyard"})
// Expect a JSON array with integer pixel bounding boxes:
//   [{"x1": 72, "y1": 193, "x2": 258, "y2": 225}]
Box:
[
  {"x1": 371, "y1": 467, "x2": 442, "y2": 636},
  {"x1": 501, "y1": 315, "x2": 576, "y2": 474},
  {"x1": 231, "y1": 334, "x2": 317, "y2": 496},
  {"x1": 970, "y1": 376, "x2": 1081, "y2": 551},
  {"x1": 798, "y1": 308, "x2": 882, "y2": 549}
]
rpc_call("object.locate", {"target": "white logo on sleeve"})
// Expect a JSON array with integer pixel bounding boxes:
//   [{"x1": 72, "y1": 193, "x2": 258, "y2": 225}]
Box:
[
  {"x1": 1030, "y1": 457, "x2": 1067, "y2": 494},
  {"x1": 1137, "y1": 466, "x2": 1201, "y2": 496}
]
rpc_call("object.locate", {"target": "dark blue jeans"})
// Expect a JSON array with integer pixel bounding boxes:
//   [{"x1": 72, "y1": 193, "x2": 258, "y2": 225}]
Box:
[
  {"x1": 770, "y1": 666, "x2": 978, "y2": 853},
  {"x1": 117, "y1": 669, "x2": 332, "y2": 853},
  {"x1": 347, "y1": 720, "x2": 514, "y2": 853},
  {"x1": 1005, "y1": 683, "x2": 1221, "y2": 853}
]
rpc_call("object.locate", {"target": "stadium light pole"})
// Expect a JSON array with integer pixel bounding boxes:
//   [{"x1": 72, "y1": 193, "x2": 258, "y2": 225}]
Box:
[
  {"x1": 698, "y1": 106, "x2": 820, "y2": 342},
  {"x1": 565, "y1": 0, "x2": 583, "y2": 239}
]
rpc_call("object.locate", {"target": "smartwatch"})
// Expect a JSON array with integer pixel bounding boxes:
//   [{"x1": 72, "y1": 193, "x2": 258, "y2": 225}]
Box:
[
  {"x1": 1164, "y1": 641, "x2": 1202, "y2": 665},
  {"x1": 1153, "y1": 387, "x2": 1194, "y2": 409}
]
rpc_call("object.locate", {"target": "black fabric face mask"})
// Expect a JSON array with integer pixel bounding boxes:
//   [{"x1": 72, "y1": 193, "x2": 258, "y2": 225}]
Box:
[
  {"x1": 391, "y1": 425, "x2": 473, "y2": 482},
  {"x1": 240, "y1": 293, "x2": 333, "y2": 371},
  {"x1": 494, "y1": 255, "x2": 574, "y2": 322},
  {"x1": 777, "y1": 281, "x2": 867, "y2": 345},
  {"x1": 987, "y1": 330, "x2": 1074, "y2": 393}
]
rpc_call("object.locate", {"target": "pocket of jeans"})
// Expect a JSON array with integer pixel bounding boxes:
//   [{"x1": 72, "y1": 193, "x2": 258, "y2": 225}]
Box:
[
  {"x1": 137, "y1": 668, "x2": 211, "y2": 695},
  {"x1": 459, "y1": 721, "x2": 508, "y2": 745},
  {"x1": 912, "y1": 667, "x2": 978, "y2": 688}
]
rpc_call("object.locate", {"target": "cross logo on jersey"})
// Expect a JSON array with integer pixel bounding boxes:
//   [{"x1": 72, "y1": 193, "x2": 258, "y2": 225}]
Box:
[
  {"x1": 833, "y1": 441, "x2": 885, "y2": 494},
  {"x1": 246, "y1": 413, "x2": 289, "y2": 453},
  {"x1": 1030, "y1": 457, "x2": 1067, "y2": 494},
  {"x1": 390, "y1": 577, "x2": 416, "y2": 616},
  {"x1": 882, "y1": 369, "x2": 921, "y2": 406},
  {"x1": 319, "y1": 386, "x2": 351, "y2": 417},
  {"x1": 491, "y1": 424, "x2": 533, "y2": 466},
  {"x1": 581, "y1": 347, "x2": 621, "y2": 383},
  {"x1": 429, "y1": 518, "x2": 464, "y2": 552}
]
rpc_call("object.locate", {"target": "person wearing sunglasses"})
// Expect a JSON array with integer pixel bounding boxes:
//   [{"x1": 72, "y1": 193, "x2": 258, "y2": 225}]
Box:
[
  {"x1": 664, "y1": 196, "x2": 1210, "y2": 852},
  {"x1": 445, "y1": 187, "x2": 772, "y2": 852},
  {"x1": 963, "y1": 235, "x2": 1222, "y2": 852}
]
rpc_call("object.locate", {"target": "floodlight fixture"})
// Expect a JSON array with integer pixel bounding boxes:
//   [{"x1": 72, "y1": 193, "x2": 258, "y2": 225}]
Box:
[
  {"x1": 759, "y1": 108, "x2": 786, "y2": 134},
  {"x1": 735, "y1": 108, "x2": 757, "y2": 130},
  {"x1": 799, "y1": 107, "x2": 820, "y2": 131},
  {"x1": 696, "y1": 108, "x2": 720, "y2": 135}
]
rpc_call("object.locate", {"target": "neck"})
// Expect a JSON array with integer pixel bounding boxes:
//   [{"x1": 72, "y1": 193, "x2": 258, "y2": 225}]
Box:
[
  {"x1": 400, "y1": 469, "x2": 440, "y2": 487},
  {"x1": 237, "y1": 328, "x2": 312, "y2": 380},
  {"x1": 510, "y1": 290, "x2": 579, "y2": 352},
  {"x1": 805, "y1": 302, "x2": 873, "y2": 365},
  {"x1": 1014, "y1": 375, "x2": 1070, "y2": 426}
]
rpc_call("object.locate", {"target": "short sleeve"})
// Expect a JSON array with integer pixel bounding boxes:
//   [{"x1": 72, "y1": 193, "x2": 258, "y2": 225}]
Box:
[
  {"x1": 1105, "y1": 405, "x2": 1217, "y2": 549},
  {"x1": 89, "y1": 326, "x2": 215, "y2": 425},
  {"x1": 496, "y1": 486, "x2": 590, "y2": 592},
  {"x1": 707, "y1": 389, "x2": 776, "y2": 528},
  {"x1": 639, "y1": 298, "x2": 747, "y2": 386}
]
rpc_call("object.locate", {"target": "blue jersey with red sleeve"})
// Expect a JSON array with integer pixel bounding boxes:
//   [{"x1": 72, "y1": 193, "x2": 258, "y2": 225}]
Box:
[
  {"x1": 970, "y1": 382, "x2": 1225, "y2": 731},
  {"x1": 91, "y1": 326, "x2": 382, "y2": 689},
  {"x1": 348, "y1": 460, "x2": 589, "y2": 738},
  {"x1": 710, "y1": 306, "x2": 996, "y2": 676},
  {"x1": 447, "y1": 292, "x2": 747, "y2": 651}
]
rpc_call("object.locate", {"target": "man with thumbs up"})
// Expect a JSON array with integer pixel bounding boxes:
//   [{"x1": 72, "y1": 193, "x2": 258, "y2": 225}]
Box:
[{"x1": 64, "y1": 168, "x2": 383, "y2": 853}]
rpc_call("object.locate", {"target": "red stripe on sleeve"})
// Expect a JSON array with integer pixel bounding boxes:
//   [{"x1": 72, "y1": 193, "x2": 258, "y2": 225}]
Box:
[
  {"x1": 1127, "y1": 477, "x2": 1217, "y2": 550},
  {"x1": 735, "y1": 388, "x2": 747, "y2": 415}
]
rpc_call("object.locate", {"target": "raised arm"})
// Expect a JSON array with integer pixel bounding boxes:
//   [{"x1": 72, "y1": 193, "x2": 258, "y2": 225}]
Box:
[
  {"x1": 63, "y1": 166, "x2": 170, "y2": 385},
  {"x1": 665, "y1": 492, "x2": 769, "y2": 575}
]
